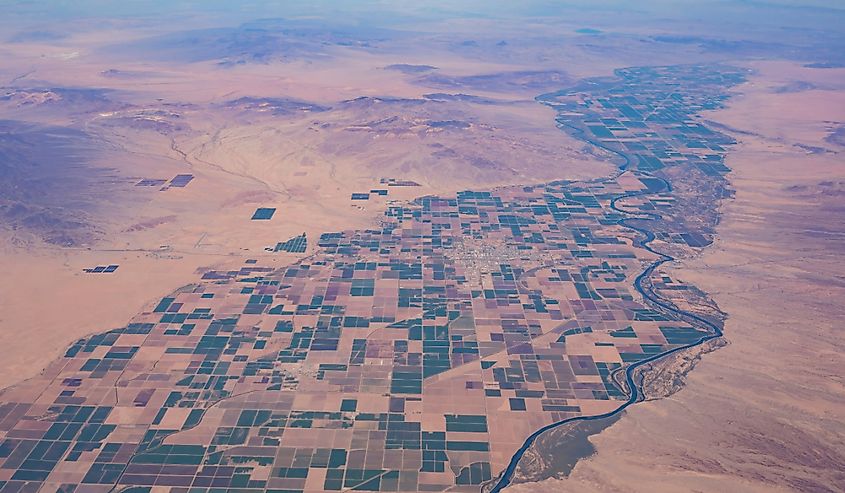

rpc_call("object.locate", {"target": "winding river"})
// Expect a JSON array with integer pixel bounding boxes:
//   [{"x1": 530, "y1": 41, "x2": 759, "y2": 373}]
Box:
[{"x1": 485, "y1": 95, "x2": 727, "y2": 493}]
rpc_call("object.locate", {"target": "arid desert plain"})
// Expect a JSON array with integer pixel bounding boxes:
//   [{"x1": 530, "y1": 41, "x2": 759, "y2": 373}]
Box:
[{"x1": 0, "y1": 2, "x2": 843, "y2": 493}]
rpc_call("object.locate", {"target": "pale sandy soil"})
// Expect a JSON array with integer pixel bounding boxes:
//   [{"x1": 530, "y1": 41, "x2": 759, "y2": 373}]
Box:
[
  {"x1": 0, "y1": 22, "x2": 613, "y2": 393},
  {"x1": 4, "y1": 16, "x2": 843, "y2": 491},
  {"x1": 0, "y1": 240, "x2": 221, "y2": 390},
  {"x1": 507, "y1": 61, "x2": 845, "y2": 492}
]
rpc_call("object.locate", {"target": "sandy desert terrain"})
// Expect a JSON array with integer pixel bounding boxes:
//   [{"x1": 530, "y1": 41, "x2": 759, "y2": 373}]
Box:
[
  {"x1": 0, "y1": 19, "x2": 616, "y2": 390},
  {"x1": 1, "y1": 3, "x2": 844, "y2": 492},
  {"x1": 507, "y1": 61, "x2": 845, "y2": 493}
]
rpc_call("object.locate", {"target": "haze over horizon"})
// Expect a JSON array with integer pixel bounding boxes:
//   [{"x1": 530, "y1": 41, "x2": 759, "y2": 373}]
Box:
[{"x1": 0, "y1": 1, "x2": 843, "y2": 492}]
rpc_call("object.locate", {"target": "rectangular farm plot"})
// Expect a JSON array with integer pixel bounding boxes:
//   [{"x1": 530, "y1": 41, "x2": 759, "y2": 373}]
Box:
[
  {"x1": 251, "y1": 207, "x2": 277, "y2": 220},
  {"x1": 83, "y1": 264, "x2": 119, "y2": 273},
  {"x1": 168, "y1": 174, "x2": 194, "y2": 187}
]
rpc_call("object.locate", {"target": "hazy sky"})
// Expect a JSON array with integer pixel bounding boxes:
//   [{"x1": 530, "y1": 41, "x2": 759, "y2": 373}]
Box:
[
  {"x1": 4, "y1": 0, "x2": 844, "y2": 22},
  {"x1": 2, "y1": 0, "x2": 843, "y2": 59}
]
